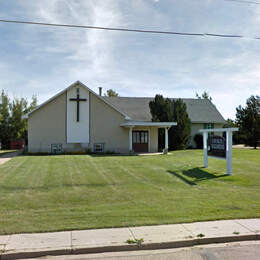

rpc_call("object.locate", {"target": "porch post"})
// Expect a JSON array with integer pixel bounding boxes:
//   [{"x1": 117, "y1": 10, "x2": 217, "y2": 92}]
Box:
[
  {"x1": 203, "y1": 131, "x2": 208, "y2": 168},
  {"x1": 164, "y1": 127, "x2": 169, "y2": 154},
  {"x1": 129, "y1": 127, "x2": 133, "y2": 152}
]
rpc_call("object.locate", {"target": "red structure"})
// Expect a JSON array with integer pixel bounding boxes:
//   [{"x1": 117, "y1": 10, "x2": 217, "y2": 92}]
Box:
[{"x1": 10, "y1": 140, "x2": 24, "y2": 150}]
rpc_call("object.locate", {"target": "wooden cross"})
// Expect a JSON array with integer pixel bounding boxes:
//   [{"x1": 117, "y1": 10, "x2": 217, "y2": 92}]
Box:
[{"x1": 69, "y1": 88, "x2": 87, "y2": 122}]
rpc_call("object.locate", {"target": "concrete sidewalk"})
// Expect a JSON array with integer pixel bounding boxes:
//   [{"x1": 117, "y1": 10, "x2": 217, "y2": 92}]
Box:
[
  {"x1": 0, "y1": 219, "x2": 260, "y2": 260},
  {"x1": 0, "y1": 151, "x2": 21, "y2": 165}
]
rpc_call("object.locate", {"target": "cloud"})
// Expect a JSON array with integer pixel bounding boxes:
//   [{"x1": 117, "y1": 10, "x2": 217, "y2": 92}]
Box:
[
  {"x1": 0, "y1": 0, "x2": 260, "y2": 120},
  {"x1": 0, "y1": 0, "x2": 124, "y2": 97}
]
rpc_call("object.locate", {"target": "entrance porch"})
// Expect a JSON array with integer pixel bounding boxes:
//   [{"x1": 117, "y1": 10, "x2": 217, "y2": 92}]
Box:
[{"x1": 120, "y1": 121, "x2": 177, "y2": 153}]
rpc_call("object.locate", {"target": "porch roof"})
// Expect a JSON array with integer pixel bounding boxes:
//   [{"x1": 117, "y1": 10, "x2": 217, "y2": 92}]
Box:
[{"x1": 120, "y1": 121, "x2": 177, "y2": 128}]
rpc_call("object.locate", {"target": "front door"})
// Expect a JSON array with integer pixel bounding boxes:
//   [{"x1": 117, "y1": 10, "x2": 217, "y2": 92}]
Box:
[{"x1": 132, "y1": 131, "x2": 149, "y2": 153}]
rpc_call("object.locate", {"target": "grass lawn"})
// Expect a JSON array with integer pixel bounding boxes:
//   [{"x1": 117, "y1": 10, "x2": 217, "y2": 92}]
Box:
[{"x1": 0, "y1": 149, "x2": 259, "y2": 234}]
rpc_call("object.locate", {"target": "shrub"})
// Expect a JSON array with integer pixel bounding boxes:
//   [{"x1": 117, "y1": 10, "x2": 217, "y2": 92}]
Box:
[{"x1": 194, "y1": 134, "x2": 203, "y2": 149}]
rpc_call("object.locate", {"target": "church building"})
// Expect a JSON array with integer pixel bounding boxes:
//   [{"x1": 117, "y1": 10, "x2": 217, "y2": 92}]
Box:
[{"x1": 27, "y1": 81, "x2": 226, "y2": 154}]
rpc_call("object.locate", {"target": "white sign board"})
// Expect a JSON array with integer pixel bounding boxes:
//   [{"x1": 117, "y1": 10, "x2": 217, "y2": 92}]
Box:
[
  {"x1": 67, "y1": 85, "x2": 90, "y2": 143},
  {"x1": 199, "y1": 128, "x2": 238, "y2": 176}
]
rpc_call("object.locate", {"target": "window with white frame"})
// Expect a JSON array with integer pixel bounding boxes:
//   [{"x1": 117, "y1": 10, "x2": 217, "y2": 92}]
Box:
[
  {"x1": 51, "y1": 143, "x2": 63, "y2": 154},
  {"x1": 204, "y1": 123, "x2": 214, "y2": 129},
  {"x1": 204, "y1": 123, "x2": 215, "y2": 135},
  {"x1": 94, "y1": 143, "x2": 104, "y2": 153}
]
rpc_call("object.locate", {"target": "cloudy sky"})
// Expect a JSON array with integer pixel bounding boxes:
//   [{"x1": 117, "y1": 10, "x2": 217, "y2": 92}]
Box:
[{"x1": 0, "y1": 0, "x2": 260, "y2": 119}]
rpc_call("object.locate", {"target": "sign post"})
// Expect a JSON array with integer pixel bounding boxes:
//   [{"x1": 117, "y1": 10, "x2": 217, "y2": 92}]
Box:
[
  {"x1": 199, "y1": 128, "x2": 238, "y2": 176},
  {"x1": 203, "y1": 132, "x2": 208, "y2": 168}
]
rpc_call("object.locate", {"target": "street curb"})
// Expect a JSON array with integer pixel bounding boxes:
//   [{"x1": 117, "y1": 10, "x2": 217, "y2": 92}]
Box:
[{"x1": 1, "y1": 233, "x2": 259, "y2": 260}]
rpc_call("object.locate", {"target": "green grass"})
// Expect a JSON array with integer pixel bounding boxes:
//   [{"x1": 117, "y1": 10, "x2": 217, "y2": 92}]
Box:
[{"x1": 0, "y1": 149, "x2": 259, "y2": 234}]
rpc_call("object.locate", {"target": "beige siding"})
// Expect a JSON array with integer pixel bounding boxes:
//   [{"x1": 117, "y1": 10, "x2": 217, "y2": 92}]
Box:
[
  {"x1": 28, "y1": 92, "x2": 66, "y2": 153},
  {"x1": 189, "y1": 123, "x2": 204, "y2": 148},
  {"x1": 89, "y1": 94, "x2": 158, "y2": 153},
  {"x1": 189, "y1": 123, "x2": 224, "y2": 148},
  {"x1": 28, "y1": 84, "x2": 225, "y2": 153},
  {"x1": 90, "y1": 93, "x2": 129, "y2": 153},
  {"x1": 28, "y1": 90, "x2": 159, "y2": 154},
  {"x1": 150, "y1": 127, "x2": 158, "y2": 152}
]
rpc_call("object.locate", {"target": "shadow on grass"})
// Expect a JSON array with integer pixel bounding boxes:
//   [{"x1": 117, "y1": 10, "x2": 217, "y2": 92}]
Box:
[{"x1": 168, "y1": 168, "x2": 228, "y2": 186}]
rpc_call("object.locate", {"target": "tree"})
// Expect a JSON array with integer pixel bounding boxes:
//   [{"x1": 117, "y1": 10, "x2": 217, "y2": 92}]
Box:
[
  {"x1": 9, "y1": 98, "x2": 28, "y2": 141},
  {"x1": 170, "y1": 99, "x2": 191, "y2": 150},
  {"x1": 0, "y1": 90, "x2": 11, "y2": 148},
  {"x1": 235, "y1": 95, "x2": 260, "y2": 149},
  {"x1": 149, "y1": 95, "x2": 172, "y2": 150},
  {"x1": 149, "y1": 95, "x2": 172, "y2": 122},
  {"x1": 193, "y1": 134, "x2": 203, "y2": 149},
  {"x1": 25, "y1": 95, "x2": 37, "y2": 114},
  {"x1": 149, "y1": 95, "x2": 191, "y2": 150},
  {"x1": 222, "y1": 118, "x2": 242, "y2": 144},
  {"x1": 23, "y1": 95, "x2": 38, "y2": 145},
  {"x1": 223, "y1": 118, "x2": 236, "y2": 128},
  {"x1": 0, "y1": 92, "x2": 38, "y2": 149},
  {"x1": 196, "y1": 91, "x2": 212, "y2": 101},
  {"x1": 105, "y1": 89, "x2": 118, "y2": 97}
]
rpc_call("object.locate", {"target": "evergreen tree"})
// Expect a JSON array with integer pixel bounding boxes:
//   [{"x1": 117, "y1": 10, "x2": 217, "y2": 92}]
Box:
[
  {"x1": 149, "y1": 95, "x2": 191, "y2": 150},
  {"x1": 222, "y1": 118, "x2": 243, "y2": 144},
  {"x1": 149, "y1": 95, "x2": 171, "y2": 122},
  {"x1": 0, "y1": 90, "x2": 11, "y2": 148},
  {"x1": 170, "y1": 99, "x2": 191, "y2": 150},
  {"x1": 236, "y1": 95, "x2": 260, "y2": 149}
]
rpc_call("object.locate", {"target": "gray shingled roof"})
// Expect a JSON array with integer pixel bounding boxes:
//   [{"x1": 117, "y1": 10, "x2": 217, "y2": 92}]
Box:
[{"x1": 103, "y1": 97, "x2": 226, "y2": 123}]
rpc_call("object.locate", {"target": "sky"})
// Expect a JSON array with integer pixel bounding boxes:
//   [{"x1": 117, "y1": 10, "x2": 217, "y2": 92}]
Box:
[{"x1": 0, "y1": 0, "x2": 260, "y2": 120}]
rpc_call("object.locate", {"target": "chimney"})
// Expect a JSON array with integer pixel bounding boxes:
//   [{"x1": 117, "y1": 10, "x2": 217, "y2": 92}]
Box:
[{"x1": 98, "y1": 87, "x2": 102, "y2": 96}]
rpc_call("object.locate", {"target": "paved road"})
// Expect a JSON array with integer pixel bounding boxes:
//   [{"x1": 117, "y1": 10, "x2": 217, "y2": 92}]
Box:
[{"x1": 23, "y1": 241, "x2": 260, "y2": 260}]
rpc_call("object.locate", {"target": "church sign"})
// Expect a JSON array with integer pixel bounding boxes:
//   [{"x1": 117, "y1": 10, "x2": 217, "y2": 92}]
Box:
[
  {"x1": 199, "y1": 128, "x2": 238, "y2": 176},
  {"x1": 207, "y1": 135, "x2": 226, "y2": 159}
]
